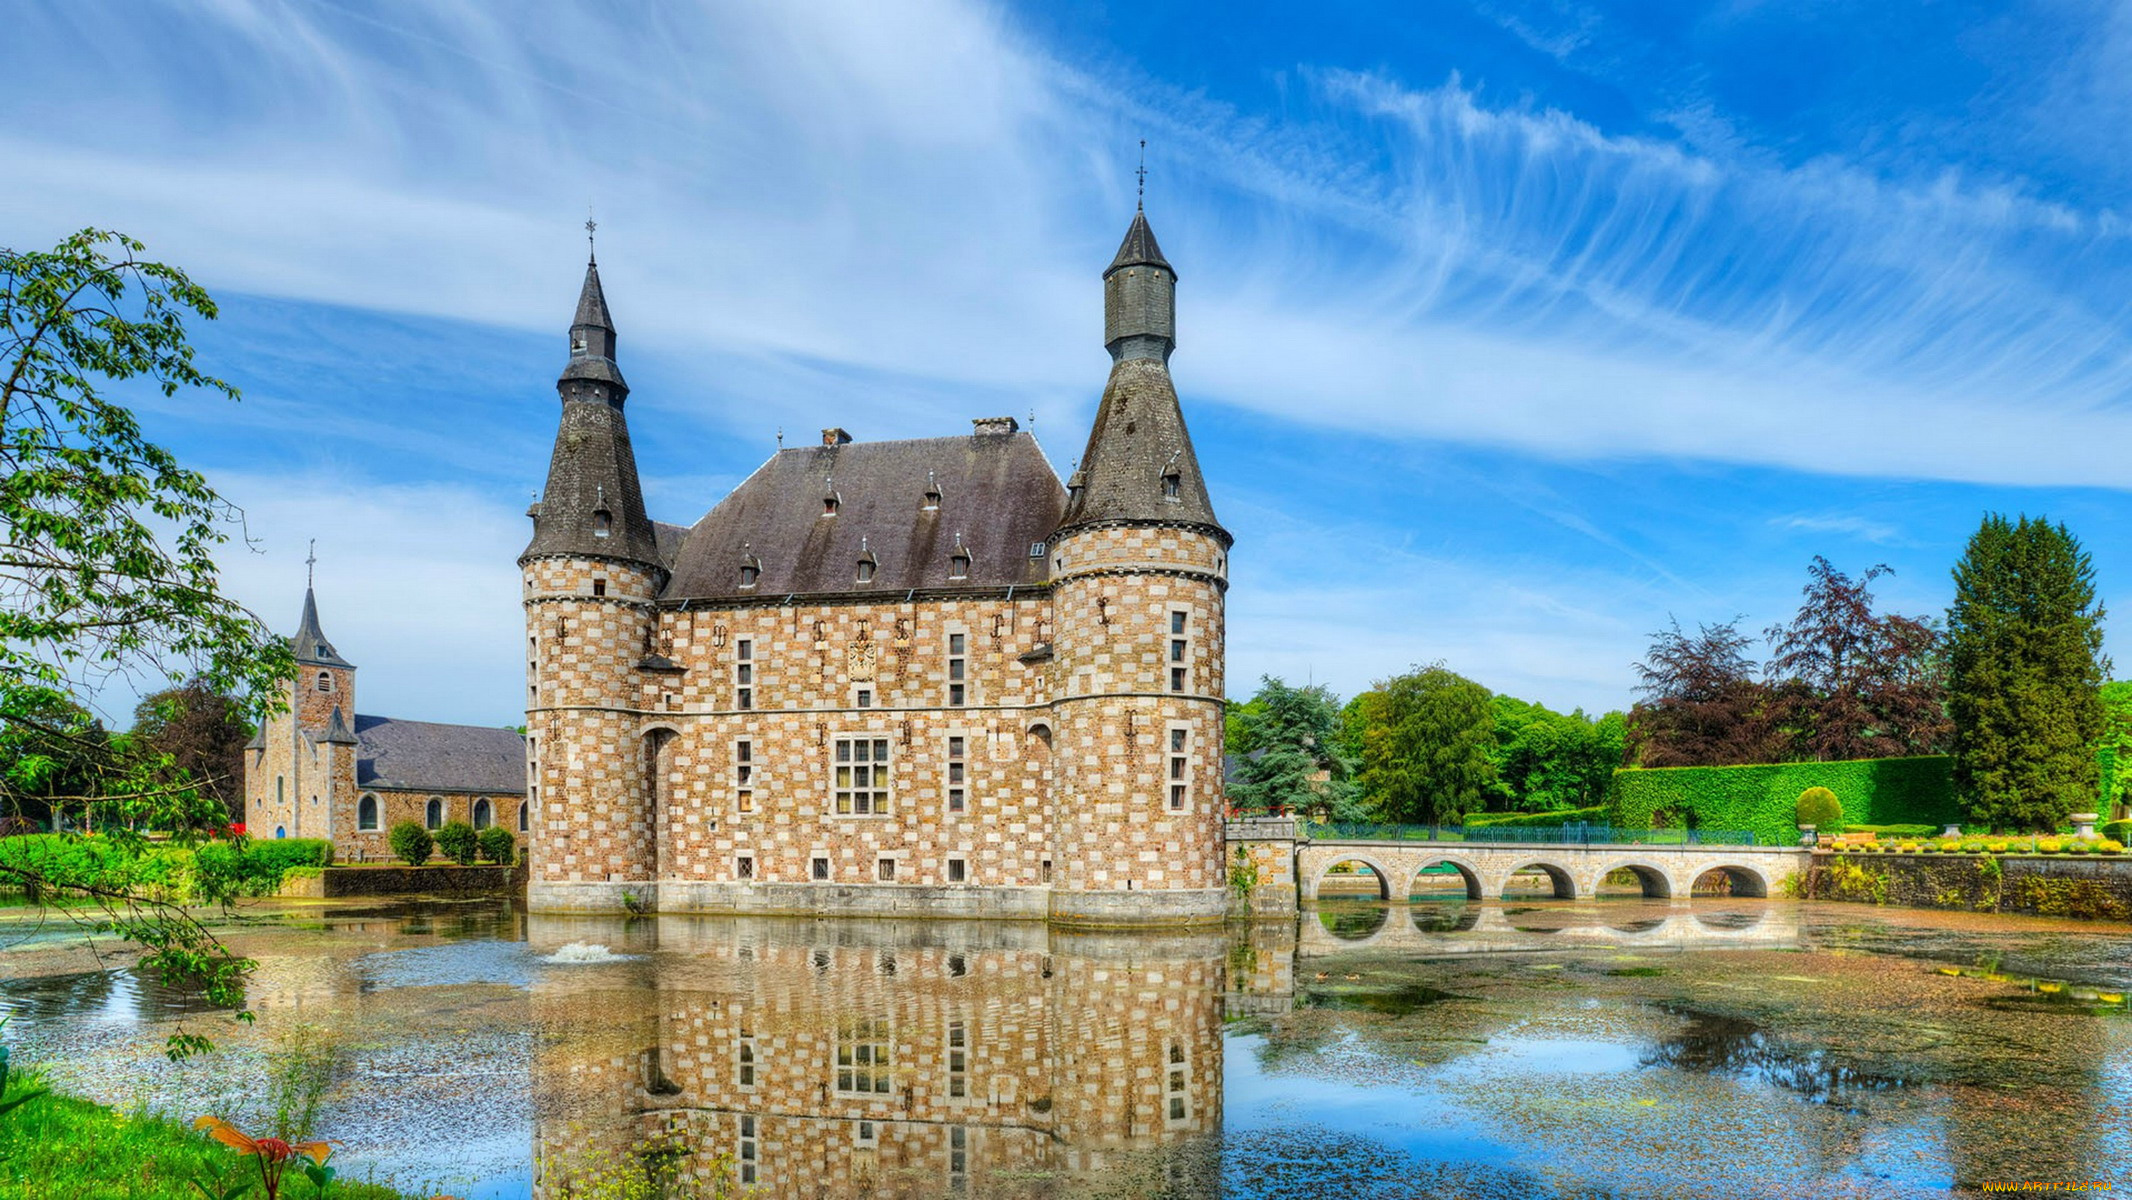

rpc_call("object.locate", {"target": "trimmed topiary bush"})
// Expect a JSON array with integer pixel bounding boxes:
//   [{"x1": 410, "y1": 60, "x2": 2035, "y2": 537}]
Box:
[
  {"x1": 389, "y1": 821, "x2": 433, "y2": 867},
  {"x1": 476, "y1": 826, "x2": 516, "y2": 865},
  {"x1": 1796, "y1": 787, "x2": 1842, "y2": 831},
  {"x1": 435, "y1": 821, "x2": 478, "y2": 866}
]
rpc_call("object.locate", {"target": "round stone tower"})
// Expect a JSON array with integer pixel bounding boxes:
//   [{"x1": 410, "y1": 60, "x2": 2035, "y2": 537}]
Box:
[
  {"x1": 1048, "y1": 208, "x2": 1232, "y2": 924},
  {"x1": 522, "y1": 253, "x2": 668, "y2": 912}
]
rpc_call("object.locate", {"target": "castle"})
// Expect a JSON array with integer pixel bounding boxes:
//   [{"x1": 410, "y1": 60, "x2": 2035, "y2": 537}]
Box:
[
  {"x1": 244, "y1": 585, "x2": 529, "y2": 859},
  {"x1": 521, "y1": 207, "x2": 1230, "y2": 924}
]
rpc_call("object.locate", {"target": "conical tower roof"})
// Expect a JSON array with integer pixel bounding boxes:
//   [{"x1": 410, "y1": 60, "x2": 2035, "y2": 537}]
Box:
[
  {"x1": 1058, "y1": 357, "x2": 1222, "y2": 536},
  {"x1": 1106, "y1": 210, "x2": 1171, "y2": 277},
  {"x1": 573, "y1": 259, "x2": 615, "y2": 330},
  {"x1": 292, "y1": 586, "x2": 353, "y2": 667}
]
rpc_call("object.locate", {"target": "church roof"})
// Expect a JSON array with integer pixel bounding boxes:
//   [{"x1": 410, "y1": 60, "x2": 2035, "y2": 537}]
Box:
[
  {"x1": 1107, "y1": 209, "x2": 1170, "y2": 277},
  {"x1": 662, "y1": 425, "x2": 1065, "y2": 601},
  {"x1": 292, "y1": 586, "x2": 353, "y2": 667},
  {"x1": 353, "y1": 715, "x2": 526, "y2": 796},
  {"x1": 573, "y1": 259, "x2": 615, "y2": 331},
  {"x1": 1058, "y1": 357, "x2": 1224, "y2": 537}
]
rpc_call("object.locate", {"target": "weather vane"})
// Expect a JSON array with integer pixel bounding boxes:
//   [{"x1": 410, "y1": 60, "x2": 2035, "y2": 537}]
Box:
[{"x1": 1136, "y1": 139, "x2": 1147, "y2": 210}]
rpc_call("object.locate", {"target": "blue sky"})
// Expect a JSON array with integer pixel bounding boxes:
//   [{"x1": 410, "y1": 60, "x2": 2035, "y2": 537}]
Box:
[{"x1": 8, "y1": 0, "x2": 2131, "y2": 726}]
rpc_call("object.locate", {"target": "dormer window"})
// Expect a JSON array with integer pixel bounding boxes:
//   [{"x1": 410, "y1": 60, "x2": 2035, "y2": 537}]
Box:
[
  {"x1": 1162, "y1": 471, "x2": 1181, "y2": 500},
  {"x1": 856, "y1": 558, "x2": 876, "y2": 584},
  {"x1": 592, "y1": 509, "x2": 612, "y2": 538},
  {"x1": 923, "y1": 488, "x2": 941, "y2": 510},
  {"x1": 823, "y1": 495, "x2": 839, "y2": 516},
  {"x1": 739, "y1": 563, "x2": 759, "y2": 588},
  {"x1": 949, "y1": 551, "x2": 970, "y2": 580}
]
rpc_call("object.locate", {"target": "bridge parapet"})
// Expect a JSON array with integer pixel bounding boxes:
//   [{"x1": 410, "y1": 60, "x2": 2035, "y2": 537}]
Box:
[{"x1": 1298, "y1": 838, "x2": 1812, "y2": 903}]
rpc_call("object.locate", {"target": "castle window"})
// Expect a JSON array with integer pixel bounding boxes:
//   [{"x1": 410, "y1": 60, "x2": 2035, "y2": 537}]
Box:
[
  {"x1": 855, "y1": 558, "x2": 875, "y2": 584},
  {"x1": 834, "y1": 1018, "x2": 892, "y2": 1096},
  {"x1": 518, "y1": 802, "x2": 528, "y2": 832},
  {"x1": 1162, "y1": 470, "x2": 1181, "y2": 501},
  {"x1": 1169, "y1": 610, "x2": 1190, "y2": 693},
  {"x1": 855, "y1": 687, "x2": 872, "y2": 708},
  {"x1": 948, "y1": 952, "x2": 967, "y2": 976},
  {"x1": 1168, "y1": 726, "x2": 1190, "y2": 812},
  {"x1": 833, "y1": 737, "x2": 892, "y2": 816},
  {"x1": 738, "y1": 563, "x2": 759, "y2": 587},
  {"x1": 473, "y1": 798, "x2": 492, "y2": 830},
  {"x1": 813, "y1": 856, "x2": 831, "y2": 880},
  {"x1": 425, "y1": 796, "x2": 443, "y2": 829},
  {"x1": 737, "y1": 854, "x2": 755, "y2": 879},
  {"x1": 1029, "y1": 541, "x2": 1045, "y2": 558},
  {"x1": 316, "y1": 671, "x2": 333, "y2": 693},
  {"x1": 736, "y1": 1026, "x2": 757, "y2": 1088},
  {"x1": 1041, "y1": 858, "x2": 1052, "y2": 883},
  {"x1": 945, "y1": 735, "x2": 966, "y2": 813},
  {"x1": 1166, "y1": 1041, "x2": 1191, "y2": 1124},
  {"x1": 947, "y1": 1021, "x2": 968, "y2": 1099},
  {"x1": 592, "y1": 509, "x2": 612, "y2": 539},
  {"x1": 592, "y1": 578, "x2": 607, "y2": 597},
  {"x1": 876, "y1": 857, "x2": 896, "y2": 881},
  {"x1": 357, "y1": 793, "x2": 379, "y2": 832},
  {"x1": 735, "y1": 738, "x2": 753, "y2": 813},
  {"x1": 949, "y1": 1126, "x2": 967, "y2": 1190},
  {"x1": 738, "y1": 1114, "x2": 758, "y2": 1185},
  {"x1": 946, "y1": 857, "x2": 967, "y2": 884},
  {"x1": 949, "y1": 551, "x2": 970, "y2": 580},
  {"x1": 946, "y1": 632, "x2": 966, "y2": 707},
  {"x1": 734, "y1": 638, "x2": 753, "y2": 710}
]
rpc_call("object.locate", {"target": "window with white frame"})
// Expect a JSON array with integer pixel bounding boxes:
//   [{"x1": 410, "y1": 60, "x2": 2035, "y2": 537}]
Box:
[
  {"x1": 734, "y1": 738, "x2": 754, "y2": 813},
  {"x1": 737, "y1": 1114, "x2": 758, "y2": 1185},
  {"x1": 946, "y1": 856, "x2": 967, "y2": 884},
  {"x1": 833, "y1": 737, "x2": 892, "y2": 815},
  {"x1": 946, "y1": 632, "x2": 967, "y2": 706},
  {"x1": 834, "y1": 1018, "x2": 892, "y2": 1095},
  {"x1": 945, "y1": 735, "x2": 967, "y2": 813},
  {"x1": 1168, "y1": 726, "x2": 1190, "y2": 812},
  {"x1": 425, "y1": 796, "x2": 443, "y2": 829},
  {"x1": 357, "y1": 793, "x2": 379, "y2": 831},
  {"x1": 735, "y1": 1026, "x2": 757, "y2": 1088},
  {"x1": 734, "y1": 638, "x2": 754, "y2": 710},
  {"x1": 1168, "y1": 610, "x2": 1190, "y2": 693}
]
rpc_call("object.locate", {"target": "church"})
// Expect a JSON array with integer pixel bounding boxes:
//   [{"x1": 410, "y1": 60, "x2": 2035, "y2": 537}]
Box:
[
  {"x1": 521, "y1": 206, "x2": 1231, "y2": 924},
  {"x1": 243, "y1": 585, "x2": 530, "y2": 860}
]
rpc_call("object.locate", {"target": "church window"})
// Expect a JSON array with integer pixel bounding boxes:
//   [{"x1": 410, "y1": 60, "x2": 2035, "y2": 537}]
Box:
[
  {"x1": 734, "y1": 639, "x2": 753, "y2": 710},
  {"x1": 316, "y1": 671, "x2": 333, "y2": 693},
  {"x1": 276, "y1": 777, "x2": 284, "y2": 806},
  {"x1": 357, "y1": 793, "x2": 379, "y2": 832},
  {"x1": 946, "y1": 632, "x2": 966, "y2": 707},
  {"x1": 518, "y1": 802, "x2": 528, "y2": 832},
  {"x1": 734, "y1": 738, "x2": 753, "y2": 813},
  {"x1": 945, "y1": 735, "x2": 966, "y2": 813},
  {"x1": 592, "y1": 509, "x2": 612, "y2": 539},
  {"x1": 833, "y1": 737, "x2": 891, "y2": 815},
  {"x1": 473, "y1": 798, "x2": 492, "y2": 830},
  {"x1": 1169, "y1": 610, "x2": 1190, "y2": 693},
  {"x1": 1168, "y1": 726, "x2": 1190, "y2": 812},
  {"x1": 833, "y1": 1018, "x2": 892, "y2": 1095},
  {"x1": 425, "y1": 797, "x2": 443, "y2": 829}
]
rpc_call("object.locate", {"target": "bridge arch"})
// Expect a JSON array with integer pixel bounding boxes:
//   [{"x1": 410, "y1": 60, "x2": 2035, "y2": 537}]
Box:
[
  {"x1": 1499, "y1": 860, "x2": 1577, "y2": 900},
  {"x1": 1407, "y1": 856, "x2": 1484, "y2": 901},
  {"x1": 1310, "y1": 855, "x2": 1394, "y2": 902},
  {"x1": 1594, "y1": 860, "x2": 1674, "y2": 899},
  {"x1": 1689, "y1": 863, "x2": 1771, "y2": 898}
]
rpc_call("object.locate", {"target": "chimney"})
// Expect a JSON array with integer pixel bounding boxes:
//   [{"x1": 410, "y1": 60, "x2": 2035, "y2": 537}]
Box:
[
  {"x1": 821, "y1": 427, "x2": 853, "y2": 446},
  {"x1": 971, "y1": 416, "x2": 1019, "y2": 436}
]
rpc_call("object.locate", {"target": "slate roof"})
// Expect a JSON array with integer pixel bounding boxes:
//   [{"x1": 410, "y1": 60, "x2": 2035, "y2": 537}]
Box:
[
  {"x1": 1107, "y1": 209, "x2": 1171, "y2": 277},
  {"x1": 292, "y1": 587, "x2": 353, "y2": 667},
  {"x1": 353, "y1": 715, "x2": 526, "y2": 795},
  {"x1": 662, "y1": 426, "x2": 1066, "y2": 601},
  {"x1": 1058, "y1": 356, "x2": 1223, "y2": 537}
]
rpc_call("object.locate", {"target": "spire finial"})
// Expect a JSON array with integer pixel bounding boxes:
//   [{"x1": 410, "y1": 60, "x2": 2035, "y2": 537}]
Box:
[
  {"x1": 585, "y1": 204, "x2": 597, "y2": 263},
  {"x1": 1135, "y1": 140, "x2": 1147, "y2": 211},
  {"x1": 305, "y1": 538, "x2": 316, "y2": 589}
]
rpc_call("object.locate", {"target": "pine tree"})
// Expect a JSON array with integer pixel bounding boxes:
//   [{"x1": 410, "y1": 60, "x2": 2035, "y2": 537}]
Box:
[
  {"x1": 1226, "y1": 677, "x2": 1361, "y2": 820},
  {"x1": 1945, "y1": 515, "x2": 2108, "y2": 831}
]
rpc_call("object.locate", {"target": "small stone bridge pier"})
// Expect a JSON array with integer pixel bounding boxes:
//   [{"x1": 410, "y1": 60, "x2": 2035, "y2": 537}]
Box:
[{"x1": 1226, "y1": 819, "x2": 1812, "y2": 909}]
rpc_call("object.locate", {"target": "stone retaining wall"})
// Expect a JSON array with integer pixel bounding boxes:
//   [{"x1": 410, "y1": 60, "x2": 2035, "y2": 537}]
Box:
[
  {"x1": 279, "y1": 863, "x2": 525, "y2": 899},
  {"x1": 1803, "y1": 852, "x2": 2132, "y2": 921}
]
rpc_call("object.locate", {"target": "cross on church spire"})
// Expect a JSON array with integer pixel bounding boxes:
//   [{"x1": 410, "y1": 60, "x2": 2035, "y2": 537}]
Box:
[
  {"x1": 585, "y1": 205, "x2": 598, "y2": 263},
  {"x1": 1135, "y1": 139, "x2": 1147, "y2": 211},
  {"x1": 306, "y1": 538, "x2": 316, "y2": 589}
]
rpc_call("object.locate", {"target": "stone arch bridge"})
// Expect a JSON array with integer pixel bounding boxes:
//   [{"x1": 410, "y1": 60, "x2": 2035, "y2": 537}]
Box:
[{"x1": 1292, "y1": 837, "x2": 1811, "y2": 904}]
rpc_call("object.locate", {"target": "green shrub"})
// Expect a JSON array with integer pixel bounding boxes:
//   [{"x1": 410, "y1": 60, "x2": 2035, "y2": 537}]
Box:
[
  {"x1": 1796, "y1": 787, "x2": 1842, "y2": 830},
  {"x1": 388, "y1": 821, "x2": 433, "y2": 867},
  {"x1": 1845, "y1": 823, "x2": 1940, "y2": 838},
  {"x1": 2103, "y1": 819, "x2": 2132, "y2": 844},
  {"x1": 476, "y1": 826, "x2": 516, "y2": 865},
  {"x1": 434, "y1": 821, "x2": 478, "y2": 866},
  {"x1": 1611, "y1": 756, "x2": 1958, "y2": 846},
  {"x1": 2070, "y1": 841, "x2": 2092, "y2": 855},
  {"x1": 1963, "y1": 840, "x2": 1986, "y2": 854},
  {"x1": 1465, "y1": 805, "x2": 1607, "y2": 829}
]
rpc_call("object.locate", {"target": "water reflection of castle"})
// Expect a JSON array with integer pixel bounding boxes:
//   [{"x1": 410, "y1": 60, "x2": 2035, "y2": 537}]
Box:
[{"x1": 527, "y1": 916, "x2": 1237, "y2": 1198}]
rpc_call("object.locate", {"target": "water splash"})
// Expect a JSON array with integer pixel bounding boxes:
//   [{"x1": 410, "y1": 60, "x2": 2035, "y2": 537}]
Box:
[{"x1": 541, "y1": 942, "x2": 633, "y2": 964}]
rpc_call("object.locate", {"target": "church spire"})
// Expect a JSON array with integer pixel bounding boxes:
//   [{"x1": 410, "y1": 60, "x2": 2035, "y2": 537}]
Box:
[
  {"x1": 524, "y1": 248, "x2": 663, "y2": 568},
  {"x1": 292, "y1": 578, "x2": 352, "y2": 668},
  {"x1": 1061, "y1": 207, "x2": 1223, "y2": 537}
]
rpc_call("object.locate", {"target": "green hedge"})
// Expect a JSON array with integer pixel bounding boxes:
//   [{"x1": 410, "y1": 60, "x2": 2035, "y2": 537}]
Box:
[
  {"x1": 1608, "y1": 756, "x2": 1960, "y2": 847},
  {"x1": 1466, "y1": 806, "x2": 1607, "y2": 829},
  {"x1": 0, "y1": 835, "x2": 331, "y2": 902}
]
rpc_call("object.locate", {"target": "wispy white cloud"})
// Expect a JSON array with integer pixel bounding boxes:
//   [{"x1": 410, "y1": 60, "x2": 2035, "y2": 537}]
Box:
[{"x1": 1772, "y1": 513, "x2": 1903, "y2": 545}]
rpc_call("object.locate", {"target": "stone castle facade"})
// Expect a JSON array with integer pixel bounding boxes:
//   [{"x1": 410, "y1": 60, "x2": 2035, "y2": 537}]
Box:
[
  {"x1": 522, "y1": 209, "x2": 1231, "y2": 923},
  {"x1": 244, "y1": 586, "x2": 528, "y2": 860}
]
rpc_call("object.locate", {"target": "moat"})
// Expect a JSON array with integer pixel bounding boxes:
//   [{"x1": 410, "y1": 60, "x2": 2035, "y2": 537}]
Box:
[{"x1": 2, "y1": 898, "x2": 2128, "y2": 1198}]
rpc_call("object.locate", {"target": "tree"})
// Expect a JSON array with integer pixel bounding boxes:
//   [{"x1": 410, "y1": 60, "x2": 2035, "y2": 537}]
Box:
[
  {"x1": 1225, "y1": 676, "x2": 1363, "y2": 820},
  {"x1": 1945, "y1": 515, "x2": 2108, "y2": 831},
  {"x1": 477, "y1": 825, "x2": 517, "y2": 865},
  {"x1": 434, "y1": 820, "x2": 478, "y2": 866},
  {"x1": 131, "y1": 681, "x2": 253, "y2": 822},
  {"x1": 1346, "y1": 664, "x2": 1497, "y2": 824},
  {"x1": 2, "y1": 229, "x2": 293, "y2": 1056},
  {"x1": 1763, "y1": 557, "x2": 1947, "y2": 760},
  {"x1": 1626, "y1": 619, "x2": 1784, "y2": 767},
  {"x1": 389, "y1": 821, "x2": 434, "y2": 867},
  {"x1": 0, "y1": 687, "x2": 110, "y2": 831},
  {"x1": 1489, "y1": 695, "x2": 1628, "y2": 811}
]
